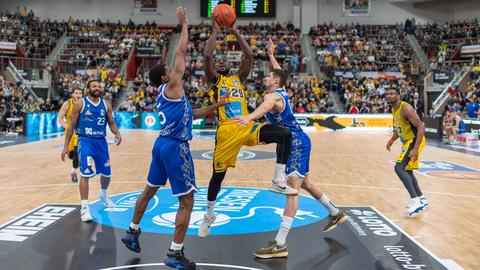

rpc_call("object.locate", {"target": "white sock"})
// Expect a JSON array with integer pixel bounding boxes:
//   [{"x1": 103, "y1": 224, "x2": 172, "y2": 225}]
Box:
[
  {"x1": 207, "y1": 200, "x2": 215, "y2": 216},
  {"x1": 130, "y1": 223, "x2": 139, "y2": 230},
  {"x1": 81, "y1": 200, "x2": 89, "y2": 208},
  {"x1": 319, "y1": 194, "x2": 339, "y2": 216},
  {"x1": 71, "y1": 168, "x2": 77, "y2": 173},
  {"x1": 273, "y1": 163, "x2": 286, "y2": 185},
  {"x1": 101, "y1": 189, "x2": 107, "y2": 196},
  {"x1": 411, "y1": 197, "x2": 420, "y2": 205},
  {"x1": 275, "y1": 216, "x2": 294, "y2": 247},
  {"x1": 170, "y1": 241, "x2": 183, "y2": 251}
]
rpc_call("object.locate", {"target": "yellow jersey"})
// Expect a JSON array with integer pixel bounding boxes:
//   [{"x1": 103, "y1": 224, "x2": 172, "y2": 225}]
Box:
[
  {"x1": 65, "y1": 98, "x2": 79, "y2": 150},
  {"x1": 393, "y1": 101, "x2": 416, "y2": 142},
  {"x1": 208, "y1": 74, "x2": 249, "y2": 125}
]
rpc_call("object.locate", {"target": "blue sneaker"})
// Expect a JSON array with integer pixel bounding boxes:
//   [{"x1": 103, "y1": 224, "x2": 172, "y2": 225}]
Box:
[
  {"x1": 121, "y1": 227, "x2": 141, "y2": 253},
  {"x1": 164, "y1": 248, "x2": 196, "y2": 270}
]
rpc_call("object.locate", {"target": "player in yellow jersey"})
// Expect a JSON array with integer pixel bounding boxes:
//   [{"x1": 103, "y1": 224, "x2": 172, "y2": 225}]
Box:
[
  {"x1": 198, "y1": 19, "x2": 297, "y2": 238},
  {"x1": 386, "y1": 87, "x2": 428, "y2": 217},
  {"x1": 58, "y1": 88, "x2": 83, "y2": 183}
]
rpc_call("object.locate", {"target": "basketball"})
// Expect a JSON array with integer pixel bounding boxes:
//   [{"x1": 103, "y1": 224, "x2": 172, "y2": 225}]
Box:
[{"x1": 212, "y1": 4, "x2": 236, "y2": 27}]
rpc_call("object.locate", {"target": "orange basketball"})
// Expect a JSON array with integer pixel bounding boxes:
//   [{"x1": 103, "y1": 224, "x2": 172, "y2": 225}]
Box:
[{"x1": 212, "y1": 4, "x2": 236, "y2": 27}]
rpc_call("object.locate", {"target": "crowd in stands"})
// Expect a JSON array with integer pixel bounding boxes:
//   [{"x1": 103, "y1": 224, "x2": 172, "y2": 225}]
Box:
[
  {"x1": 310, "y1": 23, "x2": 414, "y2": 74},
  {"x1": 334, "y1": 76, "x2": 421, "y2": 115},
  {"x1": 415, "y1": 19, "x2": 480, "y2": 64},
  {"x1": 0, "y1": 7, "x2": 64, "y2": 58}
]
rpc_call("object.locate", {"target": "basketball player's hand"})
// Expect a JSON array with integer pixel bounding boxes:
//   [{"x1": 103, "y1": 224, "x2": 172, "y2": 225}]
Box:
[
  {"x1": 176, "y1": 6, "x2": 188, "y2": 25},
  {"x1": 233, "y1": 116, "x2": 250, "y2": 126},
  {"x1": 409, "y1": 148, "x2": 419, "y2": 162},
  {"x1": 267, "y1": 39, "x2": 276, "y2": 56},
  {"x1": 115, "y1": 133, "x2": 122, "y2": 146},
  {"x1": 386, "y1": 139, "x2": 394, "y2": 151},
  {"x1": 61, "y1": 147, "x2": 69, "y2": 162},
  {"x1": 218, "y1": 93, "x2": 230, "y2": 106},
  {"x1": 230, "y1": 21, "x2": 238, "y2": 33},
  {"x1": 211, "y1": 17, "x2": 220, "y2": 32}
]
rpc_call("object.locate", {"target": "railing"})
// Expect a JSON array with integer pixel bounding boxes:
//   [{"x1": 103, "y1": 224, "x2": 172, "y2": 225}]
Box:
[
  {"x1": 7, "y1": 60, "x2": 40, "y2": 102},
  {"x1": 431, "y1": 65, "x2": 471, "y2": 114}
]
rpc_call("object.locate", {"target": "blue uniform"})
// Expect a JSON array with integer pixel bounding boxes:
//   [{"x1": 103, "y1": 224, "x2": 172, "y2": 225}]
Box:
[
  {"x1": 266, "y1": 89, "x2": 311, "y2": 177},
  {"x1": 147, "y1": 83, "x2": 197, "y2": 196},
  {"x1": 75, "y1": 97, "x2": 110, "y2": 177}
]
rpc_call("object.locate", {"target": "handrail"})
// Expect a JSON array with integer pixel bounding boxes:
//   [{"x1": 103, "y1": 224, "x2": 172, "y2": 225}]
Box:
[
  {"x1": 8, "y1": 60, "x2": 40, "y2": 102},
  {"x1": 431, "y1": 65, "x2": 470, "y2": 113}
]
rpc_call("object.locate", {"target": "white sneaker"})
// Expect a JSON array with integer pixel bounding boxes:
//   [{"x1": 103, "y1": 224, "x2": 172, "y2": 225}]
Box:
[
  {"x1": 81, "y1": 206, "x2": 93, "y2": 222},
  {"x1": 404, "y1": 200, "x2": 426, "y2": 218},
  {"x1": 420, "y1": 197, "x2": 429, "y2": 209},
  {"x1": 99, "y1": 192, "x2": 115, "y2": 208},
  {"x1": 198, "y1": 212, "x2": 216, "y2": 238},
  {"x1": 268, "y1": 182, "x2": 298, "y2": 195}
]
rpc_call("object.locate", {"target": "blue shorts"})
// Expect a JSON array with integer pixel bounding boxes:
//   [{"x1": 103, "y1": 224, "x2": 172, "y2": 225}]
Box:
[
  {"x1": 147, "y1": 137, "x2": 197, "y2": 197},
  {"x1": 286, "y1": 132, "x2": 311, "y2": 178},
  {"x1": 77, "y1": 136, "x2": 111, "y2": 178}
]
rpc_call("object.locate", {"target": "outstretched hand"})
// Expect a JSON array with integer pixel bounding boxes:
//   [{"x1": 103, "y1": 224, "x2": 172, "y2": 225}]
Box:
[
  {"x1": 233, "y1": 116, "x2": 250, "y2": 126},
  {"x1": 176, "y1": 6, "x2": 188, "y2": 25},
  {"x1": 267, "y1": 39, "x2": 276, "y2": 56}
]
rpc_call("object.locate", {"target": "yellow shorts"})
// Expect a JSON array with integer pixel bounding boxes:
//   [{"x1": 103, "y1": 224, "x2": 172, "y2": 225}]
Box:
[
  {"x1": 213, "y1": 121, "x2": 266, "y2": 172},
  {"x1": 396, "y1": 136, "x2": 425, "y2": 170},
  {"x1": 68, "y1": 132, "x2": 78, "y2": 152}
]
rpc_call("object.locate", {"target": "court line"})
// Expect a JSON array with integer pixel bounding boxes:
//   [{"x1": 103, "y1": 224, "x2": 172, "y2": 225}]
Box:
[
  {"x1": 101, "y1": 263, "x2": 262, "y2": 270},
  {"x1": 0, "y1": 180, "x2": 478, "y2": 199}
]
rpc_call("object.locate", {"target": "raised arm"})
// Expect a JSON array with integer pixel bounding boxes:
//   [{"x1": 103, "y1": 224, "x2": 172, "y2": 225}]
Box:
[
  {"x1": 106, "y1": 101, "x2": 122, "y2": 145},
  {"x1": 231, "y1": 22, "x2": 254, "y2": 82},
  {"x1": 267, "y1": 39, "x2": 281, "y2": 70},
  {"x1": 234, "y1": 93, "x2": 280, "y2": 125},
  {"x1": 57, "y1": 101, "x2": 69, "y2": 129},
  {"x1": 204, "y1": 19, "x2": 219, "y2": 85},
  {"x1": 61, "y1": 100, "x2": 82, "y2": 161},
  {"x1": 164, "y1": 6, "x2": 189, "y2": 100}
]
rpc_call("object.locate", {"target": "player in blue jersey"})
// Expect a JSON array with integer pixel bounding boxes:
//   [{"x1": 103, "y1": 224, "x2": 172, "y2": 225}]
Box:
[
  {"x1": 120, "y1": 7, "x2": 229, "y2": 270},
  {"x1": 61, "y1": 79, "x2": 122, "y2": 222},
  {"x1": 235, "y1": 40, "x2": 348, "y2": 259}
]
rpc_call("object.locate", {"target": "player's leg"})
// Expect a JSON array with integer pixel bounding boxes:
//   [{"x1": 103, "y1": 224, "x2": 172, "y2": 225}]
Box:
[
  {"x1": 95, "y1": 138, "x2": 114, "y2": 207},
  {"x1": 301, "y1": 176, "x2": 347, "y2": 232},
  {"x1": 162, "y1": 141, "x2": 197, "y2": 269},
  {"x1": 254, "y1": 176, "x2": 301, "y2": 259},
  {"x1": 257, "y1": 124, "x2": 297, "y2": 195},
  {"x1": 77, "y1": 137, "x2": 96, "y2": 222},
  {"x1": 395, "y1": 139, "x2": 425, "y2": 217},
  {"x1": 121, "y1": 184, "x2": 159, "y2": 253},
  {"x1": 71, "y1": 146, "x2": 79, "y2": 182},
  {"x1": 406, "y1": 137, "x2": 428, "y2": 208},
  {"x1": 200, "y1": 125, "x2": 239, "y2": 238},
  {"x1": 122, "y1": 138, "x2": 167, "y2": 253}
]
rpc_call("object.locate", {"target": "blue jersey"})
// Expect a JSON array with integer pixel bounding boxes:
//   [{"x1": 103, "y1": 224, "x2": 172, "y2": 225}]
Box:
[
  {"x1": 265, "y1": 89, "x2": 303, "y2": 134},
  {"x1": 156, "y1": 83, "x2": 193, "y2": 141},
  {"x1": 75, "y1": 97, "x2": 108, "y2": 138}
]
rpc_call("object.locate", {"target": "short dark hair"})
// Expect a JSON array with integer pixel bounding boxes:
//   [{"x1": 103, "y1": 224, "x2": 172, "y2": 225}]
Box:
[
  {"x1": 149, "y1": 64, "x2": 167, "y2": 87},
  {"x1": 271, "y1": 69, "x2": 287, "y2": 87},
  {"x1": 86, "y1": 79, "x2": 100, "y2": 89},
  {"x1": 388, "y1": 87, "x2": 400, "y2": 94}
]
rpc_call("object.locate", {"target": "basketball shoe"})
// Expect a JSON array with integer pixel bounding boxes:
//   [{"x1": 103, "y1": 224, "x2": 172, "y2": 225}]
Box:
[
  {"x1": 254, "y1": 240, "x2": 288, "y2": 259},
  {"x1": 121, "y1": 227, "x2": 141, "y2": 253},
  {"x1": 164, "y1": 248, "x2": 196, "y2": 269},
  {"x1": 80, "y1": 206, "x2": 92, "y2": 222},
  {"x1": 323, "y1": 210, "x2": 348, "y2": 232},
  {"x1": 405, "y1": 199, "x2": 427, "y2": 217},
  {"x1": 198, "y1": 212, "x2": 216, "y2": 238},
  {"x1": 98, "y1": 192, "x2": 115, "y2": 207},
  {"x1": 268, "y1": 182, "x2": 298, "y2": 195}
]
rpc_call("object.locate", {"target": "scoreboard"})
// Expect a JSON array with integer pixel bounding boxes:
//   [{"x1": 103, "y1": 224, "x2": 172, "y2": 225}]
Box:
[{"x1": 200, "y1": 0, "x2": 276, "y2": 18}]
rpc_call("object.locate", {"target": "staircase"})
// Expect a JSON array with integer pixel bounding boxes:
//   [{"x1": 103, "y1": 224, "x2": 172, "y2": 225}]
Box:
[
  {"x1": 301, "y1": 35, "x2": 320, "y2": 76},
  {"x1": 328, "y1": 91, "x2": 344, "y2": 113},
  {"x1": 406, "y1": 34, "x2": 430, "y2": 72}
]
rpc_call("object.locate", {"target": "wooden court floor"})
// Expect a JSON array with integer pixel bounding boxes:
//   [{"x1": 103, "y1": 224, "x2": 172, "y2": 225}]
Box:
[{"x1": 0, "y1": 130, "x2": 479, "y2": 270}]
